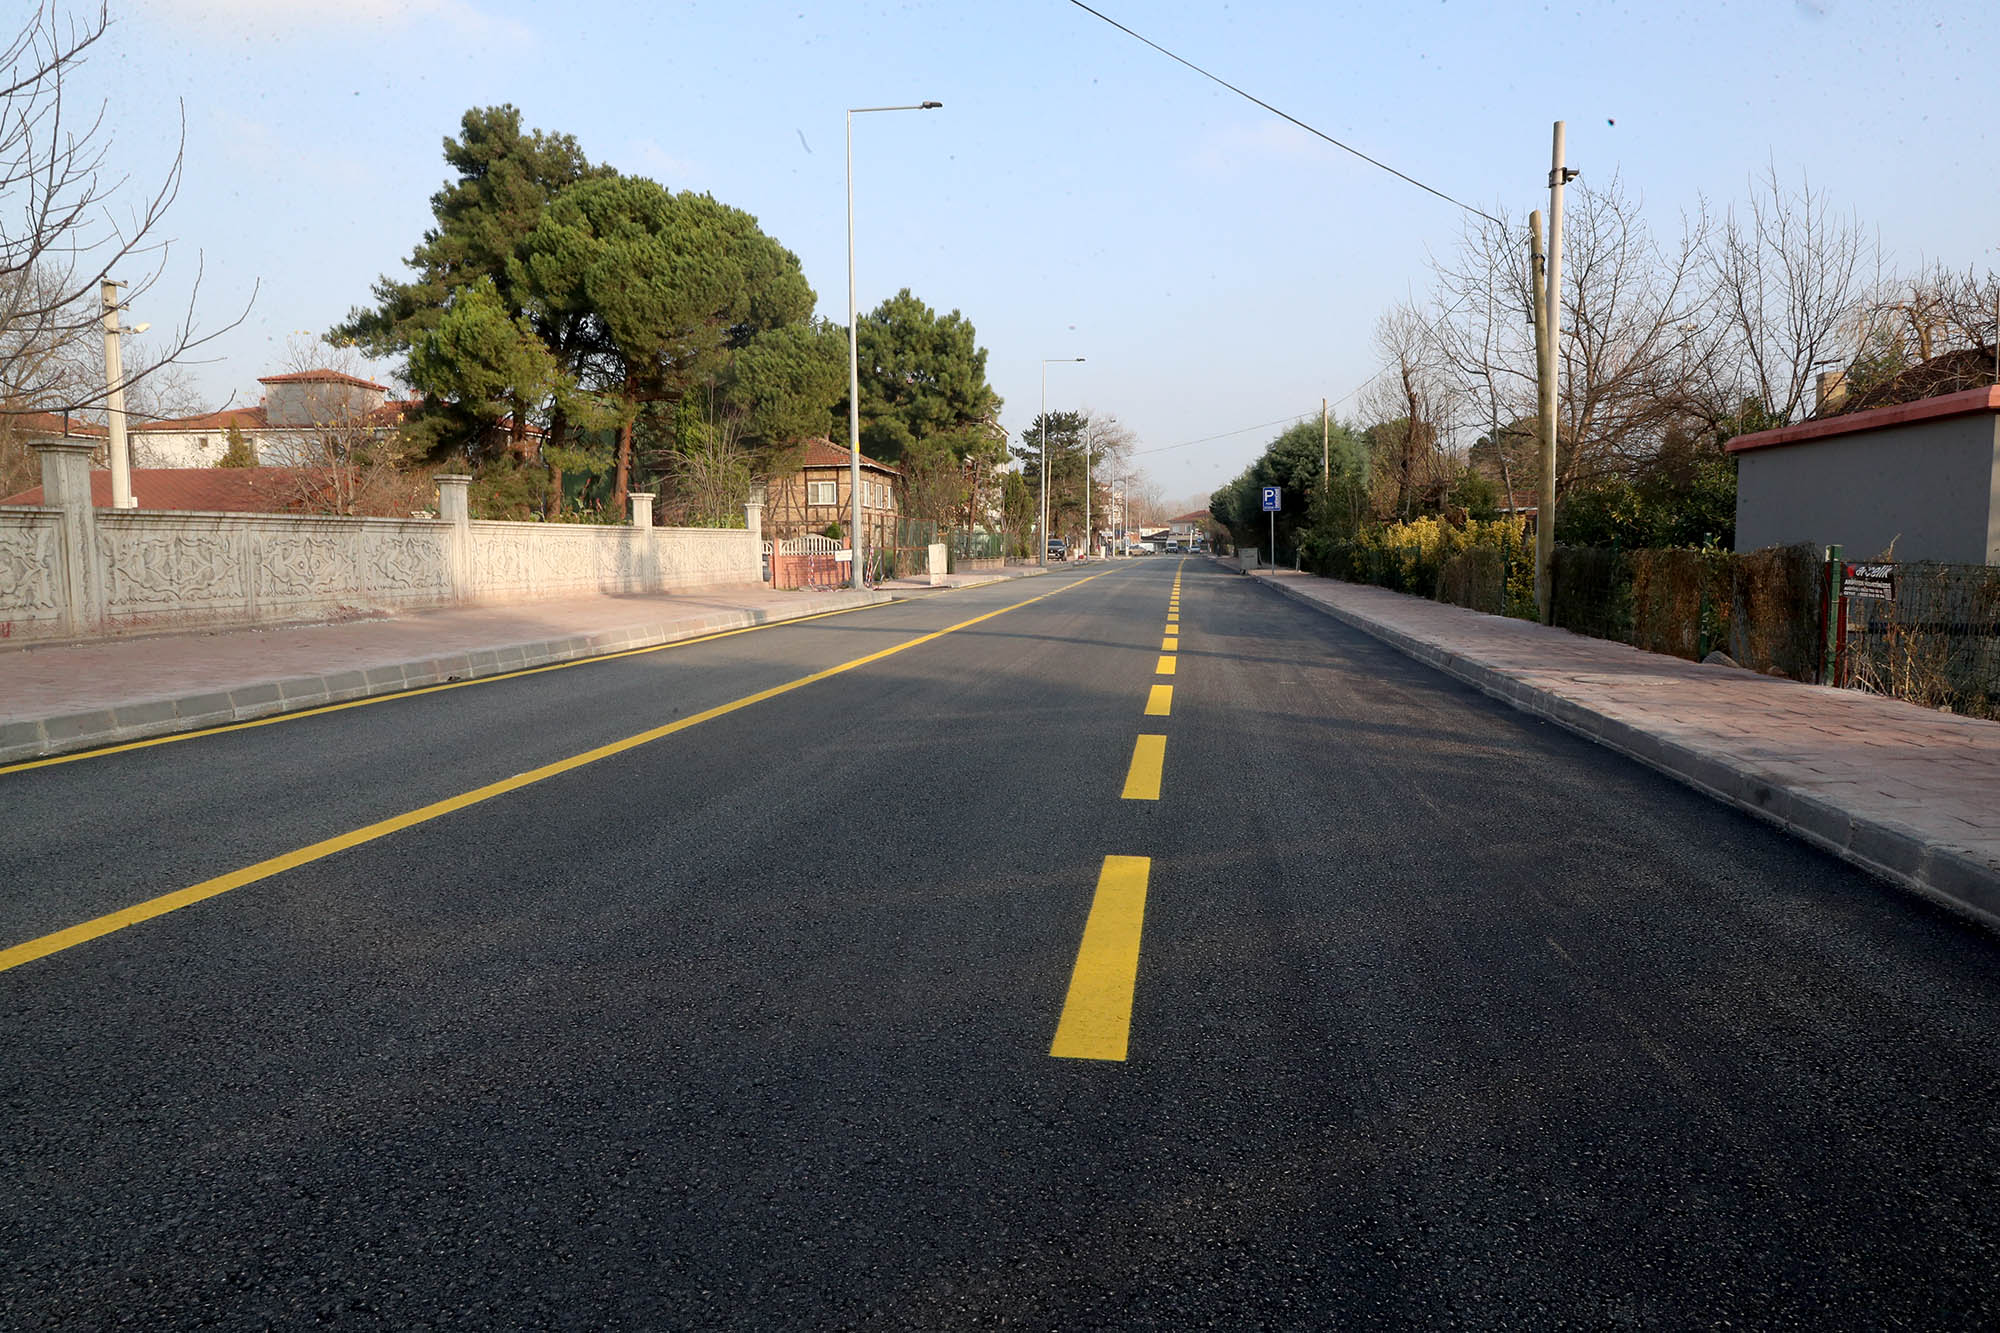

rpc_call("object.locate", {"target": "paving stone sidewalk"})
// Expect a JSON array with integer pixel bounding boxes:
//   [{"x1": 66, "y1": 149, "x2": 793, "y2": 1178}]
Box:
[
  {"x1": 1241, "y1": 567, "x2": 2000, "y2": 929},
  {"x1": 0, "y1": 583, "x2": 904, "y2": 765}
]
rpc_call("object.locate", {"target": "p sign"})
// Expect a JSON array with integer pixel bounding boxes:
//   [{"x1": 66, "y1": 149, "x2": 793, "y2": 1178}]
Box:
[{"x1": 1260, "y1": 486, "x2": 1281, "y2": 512}]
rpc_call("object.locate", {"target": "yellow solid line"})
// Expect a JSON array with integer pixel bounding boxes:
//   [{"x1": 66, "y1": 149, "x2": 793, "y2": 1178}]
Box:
[
  {"x1": 1161, "y1": 636, "x2": 1178, "y2": 652},
  {"x1": 1050, "y1": 855, "x2": 1152, "y2": 1061},
  {"x1": 0, "y1": 603, "x2": 882, "y2": 777},
  {"x1": 1156, "y1": 655, "x2": 1176, "y2": 676},
  {"x1": 0, "y1": 572, "x2": 1112, "y2": 976},
  {"x1": 1120, "y1": 734, "x2": 1166, "y2": 800},
  {"x1": 1144, "y1": 684, "x2": 1172, "y2": 717}
]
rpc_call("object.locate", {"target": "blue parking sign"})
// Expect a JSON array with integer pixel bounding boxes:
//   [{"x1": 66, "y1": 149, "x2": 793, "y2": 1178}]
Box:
[{"x1": 1260, "y1": 486, "x2": 1280, "y2": 512}]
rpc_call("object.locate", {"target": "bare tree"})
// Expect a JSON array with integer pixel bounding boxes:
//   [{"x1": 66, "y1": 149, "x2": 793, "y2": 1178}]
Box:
[
  {"x1": 1548, "y1": 176, "x2": 1714, "y2": 491},
  {"x1": 1, "y1": 4, "x2": 247, "y2": 421},
  {"x1": 1701, "y1": 164, "x2": 1878, "y2": 424},
  {"x1": 1426, "y1": 213, "x2": 1540, "y2": 511},
  {"x1": 1835, "y1": 262, "x2": 1999, "y2": 411},
  {"x1": 656, "y1": 414, "x2": 751, "y2": 528},
  {"x1": 262, "y1": 337, "x2": 412, "y2": 516},
  {"x1": 1362, "y1": 304, "x2": 1458, "y2": 519}
]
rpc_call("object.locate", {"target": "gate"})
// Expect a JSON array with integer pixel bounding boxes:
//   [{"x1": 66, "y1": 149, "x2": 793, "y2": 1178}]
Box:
[{"x1": 769, "y1": 533, "x2": 849, "y2": 590}]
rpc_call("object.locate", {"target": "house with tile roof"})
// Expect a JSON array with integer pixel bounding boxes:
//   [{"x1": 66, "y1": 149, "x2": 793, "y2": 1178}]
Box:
[
  {"x1": 763, "y1": 438, "x2": 902, "y2": 549},
  {"x1": 131, "y1": 369, "x2": 410, "y2": 468}
]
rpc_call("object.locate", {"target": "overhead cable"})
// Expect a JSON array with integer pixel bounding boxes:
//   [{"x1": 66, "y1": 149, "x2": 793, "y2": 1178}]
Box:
[{"x1": 1066, "y1": 1, "x2": 1505, "y2": 227}]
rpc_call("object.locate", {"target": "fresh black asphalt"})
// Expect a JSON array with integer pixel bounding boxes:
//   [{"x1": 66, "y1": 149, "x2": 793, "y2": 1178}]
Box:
[{"x1": 3, "y1": 560, "x2": 1997, "y2": 1329}]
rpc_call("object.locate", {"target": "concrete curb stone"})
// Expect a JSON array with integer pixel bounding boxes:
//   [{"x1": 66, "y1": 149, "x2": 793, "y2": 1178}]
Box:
[
  {"x1": 1241, "y1": 567, "x2": 2000, "y2": 932},
  {"x1": 0, "y1": 589, "x2": 894, "y2": 766}
]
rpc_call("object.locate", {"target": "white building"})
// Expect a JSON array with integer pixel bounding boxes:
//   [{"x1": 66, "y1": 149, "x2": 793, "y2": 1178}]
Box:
[{"x1": 132, "y1": 369, "x2": 407, "y2": 467}]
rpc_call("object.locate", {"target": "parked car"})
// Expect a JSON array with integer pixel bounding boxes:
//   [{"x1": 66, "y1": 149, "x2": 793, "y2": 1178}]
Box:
[
  {"x1": 1164, "y1": 539, "x2": 1182, "y2": 553},
  {"x1": 1046, "y1": 538, "x2": 1068, "y2": 561}
]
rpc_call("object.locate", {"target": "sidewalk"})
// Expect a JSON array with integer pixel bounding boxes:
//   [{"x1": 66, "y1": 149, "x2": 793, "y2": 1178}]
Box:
[
  {"x1": 0, "y1": 583, "x2": 903, "y2": 765},
  {"x1": 1240, "y1": 567, "x2": 2000, "y2": 929}
]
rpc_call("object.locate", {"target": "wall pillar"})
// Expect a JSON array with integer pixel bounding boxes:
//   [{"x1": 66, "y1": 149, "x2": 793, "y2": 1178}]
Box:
[
  {"x1": 435, "y1": 474, "x2": 473, "y2": 604},
  {"x1": 34, "y1": 439, "x2": 105, "y2": 635},
  {"x1": 628, "y1": 492, "x2": 655, "y2": 528},
  {"x1": 744, "y1": 484, "x2": 765, "y2": 545}
]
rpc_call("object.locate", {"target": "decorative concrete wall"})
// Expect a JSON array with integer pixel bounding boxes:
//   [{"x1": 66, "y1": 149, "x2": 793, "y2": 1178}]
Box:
[
  {"x1": 0, "y1": 452, "x2": 762, "y2": 643},
  {"x1": 467, "y1": 521, "x2": 755, "y2": 601},
  {"x1": 95, "y1": 509, "x2": 455, "y2": 634},
  {"x1": 0, "y1": 508, "x2": 66, "y2": 641}
]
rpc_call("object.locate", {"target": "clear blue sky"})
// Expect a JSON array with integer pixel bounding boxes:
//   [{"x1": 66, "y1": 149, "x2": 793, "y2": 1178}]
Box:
[{"x1": 72, "y1": 0, "x2": 1998, "y2": 503}]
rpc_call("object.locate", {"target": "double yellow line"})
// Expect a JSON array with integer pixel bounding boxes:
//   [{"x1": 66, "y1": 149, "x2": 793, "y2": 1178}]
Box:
[{"x1": 1, "y1": 572, "x2": 1112, "y2": 977}]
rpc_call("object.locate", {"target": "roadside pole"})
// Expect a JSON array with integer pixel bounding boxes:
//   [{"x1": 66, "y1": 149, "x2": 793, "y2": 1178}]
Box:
[
  {"x1": 1531, "y1": 210, "x2": 1554, "y2": 621},
  {"x1": 1534, "y1": 120, "x2": 1575, "y2": 625},
  {"x1": 102, "y1": 281, "x2": 135, "y2": 510}
]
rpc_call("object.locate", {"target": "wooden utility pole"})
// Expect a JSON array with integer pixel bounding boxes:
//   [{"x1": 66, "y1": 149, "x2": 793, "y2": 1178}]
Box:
[
  {"x1": 1321, "y1": 397, "x2": 1330, "y2": 496},
  {"x1": 1533, "y1": 120, "x2": 1574, "y2": 624},
  {"x1": 1531, "y1": 209, "x2": 1555, "y2": 621}
]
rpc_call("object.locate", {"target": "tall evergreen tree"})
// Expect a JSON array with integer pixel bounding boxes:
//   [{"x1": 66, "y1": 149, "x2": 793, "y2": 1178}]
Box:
[
  {"x1": 514, "y1": 176, "x2": 816, "y2": 511},
  {"x1": 842, "y1": 288, "x2": 1005, "y2": 467},
  {"x1": 333, "y1": 105, "x2": 609, "y2": 463}
]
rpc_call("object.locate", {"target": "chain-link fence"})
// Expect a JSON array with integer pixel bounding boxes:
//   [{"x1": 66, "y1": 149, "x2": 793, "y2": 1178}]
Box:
[{"x1": 1842, "y1": 562, "x2": 2000, "y2": 719}]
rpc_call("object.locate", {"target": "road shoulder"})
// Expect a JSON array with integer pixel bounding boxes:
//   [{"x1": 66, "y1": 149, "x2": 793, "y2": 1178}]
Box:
[
  {"x1": 0, "y1": 587, "x2": 895, "y2": 765},
  {"x1": 1232, "y1": 563, "x2": 2000, "y2": 931}
]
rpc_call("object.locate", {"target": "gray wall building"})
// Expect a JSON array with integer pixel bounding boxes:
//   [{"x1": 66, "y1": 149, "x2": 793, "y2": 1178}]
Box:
[{"x1": 1730, "y1": 386, "x2": 2000, "y2": 565}]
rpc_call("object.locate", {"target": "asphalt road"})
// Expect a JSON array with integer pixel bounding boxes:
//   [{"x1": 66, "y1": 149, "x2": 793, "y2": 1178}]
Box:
[{"x1": 3, "y1": 558, "x2": 1997, "y2": 1329}]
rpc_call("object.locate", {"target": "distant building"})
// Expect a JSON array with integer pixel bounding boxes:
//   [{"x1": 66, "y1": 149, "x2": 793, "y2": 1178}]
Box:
[
  {"x1": 763, "y1": 438, "x2": 902, "y2": 549},
  {"x1": 1730, "y1": 385, "x2": 2000, "y2": 565},
  {"x1": 131, "y1": 369, "x2": 411, "y2": 468}
]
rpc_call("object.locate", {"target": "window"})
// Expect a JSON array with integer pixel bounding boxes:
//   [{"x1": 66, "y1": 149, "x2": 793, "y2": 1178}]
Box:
[{"x1": 807, "y1": 480, "x2": 836, "y2": 506}]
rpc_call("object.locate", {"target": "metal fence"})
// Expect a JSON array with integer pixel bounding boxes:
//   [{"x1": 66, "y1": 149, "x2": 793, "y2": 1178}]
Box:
[
  {"x1": 1331, "y1": 526, "x2": 2000, "y2": 716},
  {"x1": 1839, "y1": 560, "x2": 2000, "y2": 719}
]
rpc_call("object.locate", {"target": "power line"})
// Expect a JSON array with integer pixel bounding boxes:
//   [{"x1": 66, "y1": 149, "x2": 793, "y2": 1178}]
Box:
[
  {"x1": 1131, "y1": 412, "x2": 1314, "y2": 457},
  {"x1": 1066, "y1": 1, "x2": 1504, "y2": 227}
]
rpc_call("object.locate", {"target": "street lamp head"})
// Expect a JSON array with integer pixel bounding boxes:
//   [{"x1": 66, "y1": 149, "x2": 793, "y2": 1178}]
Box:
[{"x1": 921, "y1": 101, "x2": 943, "y2": 109}]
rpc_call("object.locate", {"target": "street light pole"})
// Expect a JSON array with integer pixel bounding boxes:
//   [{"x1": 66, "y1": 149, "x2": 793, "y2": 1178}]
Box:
[
  {"x1": 1038, "y1": 356, "x2": 1084, "y2": 566},
  {"x1": 102, "y1": 281, "x2": 136, "y2": 509},
  {"x1": 847, "y1": 100, "x2": 941, "y2": 589},
  {"x1": 1082, "y1": 417, "x2": 1091, "y2": 562}
]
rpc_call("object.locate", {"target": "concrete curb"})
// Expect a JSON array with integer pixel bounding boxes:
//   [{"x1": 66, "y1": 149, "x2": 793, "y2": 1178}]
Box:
[
  {"x1": 1243, "y1": 570, "x2": 2000, "y2": 932},
  {"x1": 0, "y1": 590, "x2": 895, "y2": 766}
]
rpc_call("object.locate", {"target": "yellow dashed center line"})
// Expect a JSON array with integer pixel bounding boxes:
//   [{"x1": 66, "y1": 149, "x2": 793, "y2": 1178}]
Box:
[
  {"x1": 1144, "y1": 685, "x2": 1172, "y2": 717},
  {"x1": 0, "y1": 571, "x2": 1115, "y2": 976},
  {"x1": 1050, "y1": 855, "x2": 1151, "y2": 1062},
  {"x1": 1161, "y1": 636, "x2": 1178, "y2": 652},
  {"x1": 1121, "y1": 734, "x2": 1166, "y2": 800},
  {"x1": 1155, "y1": 655, "x2": 1176, "y2": 676}
]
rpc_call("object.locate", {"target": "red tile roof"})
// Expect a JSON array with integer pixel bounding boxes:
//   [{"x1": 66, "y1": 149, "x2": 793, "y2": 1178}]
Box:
[
  {"x1": 1727, "y1": 385, "x2": 2000, "y2": 454},
  {"x1": 130, "y1": 406, "x2": 269, "y2": 433},
  {"x1": 256, "y1": 368, "x2": 391, "y2": 392},
  {"x1": 3, "y1": 410, "x2": 108, "y2": 439},
  {"x1": 1, "y1": 467, "x2": 401, "y2": 513},
  {"x1": 797, "y1": 438, "x2": 900, "y2": 474}
]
